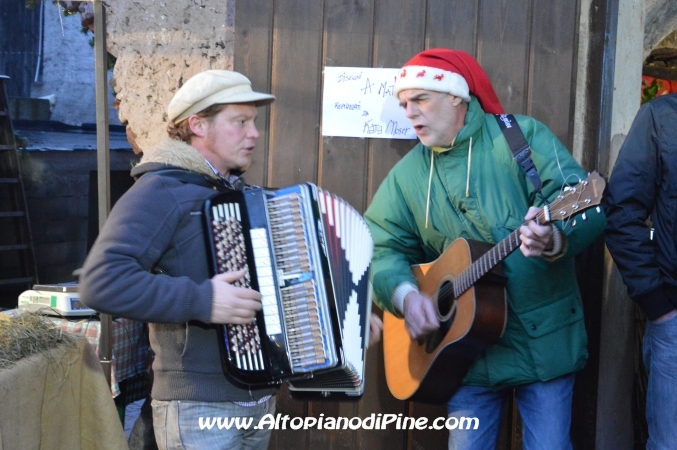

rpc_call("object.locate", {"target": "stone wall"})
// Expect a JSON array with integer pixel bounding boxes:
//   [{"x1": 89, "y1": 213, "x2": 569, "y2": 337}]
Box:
[
  {"x1": 655, "y1": 29, "x2": 677, "y2": 49},
  {"x1": 103, "y1": 1, "x2": 235, "y2": 153}
]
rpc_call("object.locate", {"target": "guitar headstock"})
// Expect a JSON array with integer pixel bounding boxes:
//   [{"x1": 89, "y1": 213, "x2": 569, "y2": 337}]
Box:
[{"x1": 544, "y1": 171, "x2": 605, "y2": 223}]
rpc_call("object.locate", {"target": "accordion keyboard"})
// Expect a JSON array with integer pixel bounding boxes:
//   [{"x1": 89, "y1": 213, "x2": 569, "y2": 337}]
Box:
[{"x1": 211, "y1": 202, "x2": 265, "y2": 371}]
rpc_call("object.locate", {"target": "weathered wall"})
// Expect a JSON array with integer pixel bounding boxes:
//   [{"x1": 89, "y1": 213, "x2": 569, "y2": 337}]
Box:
[
  {"x1": 103, "y1": 1, "x2": 236, "y2": 153},
  {"x1": 654, "y1": 29, "x2": 677, "y2": 49},
  {"x1": 644, "y1": 0, "x2": 677, "y2": 57}
]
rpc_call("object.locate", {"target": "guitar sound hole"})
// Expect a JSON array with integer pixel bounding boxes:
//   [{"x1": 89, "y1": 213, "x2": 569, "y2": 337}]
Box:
[
  {"x1": 436, "y1": 280, "x2": 456, "y2": 321},
  {"x1": 425, "y1": 281, "x2": 455, "y2": 354},
  {"x1": 425, "y1": 316, "x2": 453, "y2": 354}
]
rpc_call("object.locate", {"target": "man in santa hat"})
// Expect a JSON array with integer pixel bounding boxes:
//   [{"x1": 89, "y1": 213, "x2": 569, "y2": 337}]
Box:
[{"x1": 364, "y1": 49, "x2": 606, "y2": 449}]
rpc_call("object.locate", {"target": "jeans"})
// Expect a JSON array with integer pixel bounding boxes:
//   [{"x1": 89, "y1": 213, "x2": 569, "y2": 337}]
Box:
[
  {"x1": 151, "y1": 396, "x2": 275, "y2": 450},
  {"x1": 447, "y1": 374, "x2": 574, "y2": 450},
  {"x1": 643, "y1": 313, "x2": 677, "y2": 450}
]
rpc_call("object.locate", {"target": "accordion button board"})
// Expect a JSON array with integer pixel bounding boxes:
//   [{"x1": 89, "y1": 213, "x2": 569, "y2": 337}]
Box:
[{"x1": 205, "y1": 183, "x2": 373, "y2": 398}]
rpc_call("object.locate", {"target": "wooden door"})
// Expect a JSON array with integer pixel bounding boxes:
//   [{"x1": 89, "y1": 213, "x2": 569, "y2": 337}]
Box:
[{"x1": 235, "y1": 1, "x2": 587, "y2": 449}]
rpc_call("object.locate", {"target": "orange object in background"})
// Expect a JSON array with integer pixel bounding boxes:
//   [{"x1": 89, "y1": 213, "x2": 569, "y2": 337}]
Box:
[{"x1": 642, "y1": 75, "x2": 677, "y2": 98}]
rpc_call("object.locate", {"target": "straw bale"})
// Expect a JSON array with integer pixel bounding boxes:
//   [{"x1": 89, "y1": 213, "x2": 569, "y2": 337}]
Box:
[{"x1": 0, "y1": 312, "x2": 76, "y2": 370}]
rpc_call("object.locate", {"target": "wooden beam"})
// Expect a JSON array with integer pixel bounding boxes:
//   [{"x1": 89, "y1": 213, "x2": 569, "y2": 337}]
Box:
[
  {"x1": 642, "y1": 64, "x2": 677, "y2": 81},
  {"x1": 93, "y1": 0, "x2": 112, "y2": 388}
]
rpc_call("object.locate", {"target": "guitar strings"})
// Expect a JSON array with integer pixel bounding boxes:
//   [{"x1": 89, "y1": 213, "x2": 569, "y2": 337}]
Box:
[
  {"x1": 552, "y1": 138, "x2": 585, "y2": 229},
  {"x1": 455, "y1": 177, "x2": 592, "y2": 297}
]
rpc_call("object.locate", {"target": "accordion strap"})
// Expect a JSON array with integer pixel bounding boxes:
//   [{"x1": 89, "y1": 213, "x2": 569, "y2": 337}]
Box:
[{"x1": 494, "y1": 114, "x2": 543, "y2": 193}]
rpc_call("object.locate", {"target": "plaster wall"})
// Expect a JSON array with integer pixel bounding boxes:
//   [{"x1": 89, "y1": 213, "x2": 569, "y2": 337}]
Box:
[
  {"x1": 645, "y1": 0, "x2": 677, "y2": 57},
  {"x1": 104, "y1": 0, "x2": 236, "y2": 153}
]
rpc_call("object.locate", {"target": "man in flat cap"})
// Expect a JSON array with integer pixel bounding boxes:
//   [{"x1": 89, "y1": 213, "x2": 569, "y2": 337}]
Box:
[
  {"x1": 80, "y1": 70, "x2": 277, "y2": 449},
  {"x1": 364, "y1": 49, "x2": 606, "y2": 449}
]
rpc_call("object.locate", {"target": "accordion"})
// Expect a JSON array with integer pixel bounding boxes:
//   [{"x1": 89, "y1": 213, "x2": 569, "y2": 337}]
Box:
[{"x1": 204, "y1": 183, "x2": 373, "y2": 399}]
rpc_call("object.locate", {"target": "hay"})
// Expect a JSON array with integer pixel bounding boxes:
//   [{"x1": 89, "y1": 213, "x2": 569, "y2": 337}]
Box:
[{"x1": 0, "y1": 312, "x2": 76, "y2": 370}]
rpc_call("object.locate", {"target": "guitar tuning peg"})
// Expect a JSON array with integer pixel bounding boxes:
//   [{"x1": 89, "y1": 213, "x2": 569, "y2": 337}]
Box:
[
  {"x1": 596, "y1": 207, "x2": 601, "y2": 213},
  {"x1": 582, "y1": 213, "x2": 587, "y2": 220},
  {"x1": 572, "y1": 219, "x2": 576, "y2": 227}
]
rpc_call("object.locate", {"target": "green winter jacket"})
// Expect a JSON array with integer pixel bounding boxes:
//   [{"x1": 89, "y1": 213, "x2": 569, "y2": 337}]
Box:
[{"x1": 364, "y1": 97, "x2": 606, "y2": 388}]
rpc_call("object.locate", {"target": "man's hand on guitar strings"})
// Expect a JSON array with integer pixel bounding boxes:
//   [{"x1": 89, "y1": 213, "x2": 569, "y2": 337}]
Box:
[
  {"x1": 403, "y1": 291, "x2": 440, "y2": 341},
  {"x1": 209, "y1": 270, "x2": 263, "y2": 324},
  {"x1": 519, "y1": 206, "x2": 554, "y2": 257}
]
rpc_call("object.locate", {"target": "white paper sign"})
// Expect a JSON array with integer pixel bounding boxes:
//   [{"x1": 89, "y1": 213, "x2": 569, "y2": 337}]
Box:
[{"x1": 321, "y1": 66, "x2": 416, "y2": 139}]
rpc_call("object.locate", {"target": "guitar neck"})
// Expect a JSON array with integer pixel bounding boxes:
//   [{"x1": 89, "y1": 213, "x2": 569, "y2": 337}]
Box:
[
  {"x1": 451, "y1": 191, "x2": 581, "y2": 297},
  {"x1": 441, "y1": 171, "x2": 604, "y2": 306},
  {"x1": 453, "y1": 229, "x2": 521, "y2": 298}
]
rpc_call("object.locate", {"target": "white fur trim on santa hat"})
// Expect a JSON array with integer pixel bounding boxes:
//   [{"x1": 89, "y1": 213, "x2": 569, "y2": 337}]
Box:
[{"x1": 393, "y1": 65, "x2": 470, "y2": 101}]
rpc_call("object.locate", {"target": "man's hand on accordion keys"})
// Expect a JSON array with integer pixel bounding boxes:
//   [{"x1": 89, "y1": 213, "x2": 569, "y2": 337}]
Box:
[{"x1": 209, "y1": 270, "x2": 262, "y2": 324}]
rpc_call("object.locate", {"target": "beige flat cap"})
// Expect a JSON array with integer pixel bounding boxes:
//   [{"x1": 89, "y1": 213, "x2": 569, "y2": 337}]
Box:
[{"x1": 167, "y1": 70, "x2": 275, "y2": 123}]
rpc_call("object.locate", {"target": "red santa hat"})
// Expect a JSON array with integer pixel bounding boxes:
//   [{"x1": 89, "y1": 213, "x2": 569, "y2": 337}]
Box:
[{"x1": 393, "y1": 48, "x2": 504, "y2": 114}]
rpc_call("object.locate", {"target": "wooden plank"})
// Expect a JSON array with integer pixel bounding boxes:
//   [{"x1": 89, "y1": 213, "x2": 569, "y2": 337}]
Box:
[
  {"x1": 267, "y1": 0, "x2": 324, "y2": 188},
  {"x1": 426, "y1": 0, "x2": 478, "y2": 53},
  {"x1": 408, "y1": 402, "x2": 448, "y2": 450},
  {"x1": 265, "y1": 5, "x2": 324, "y2": 449},
  {"x1": 359, "y1": 308, "x2": 409, "y2": 450},
  {"x1": 580, "y1": 0, "x2": 615, "y2": 175},
  {"x1": 312, "y1": 2, "x2": 375, "y2": 448},
  {"x1": 528, "y1": 0, "x2": 578, "y2": 147},
  {"x1": 234, "y1": 0, "x2": 274, "y2": 188},
  {"x1": 477, "y1": 0, "x2": 531, "y2": 114},
  {"x1": 572, "y1": 239, "x2": 606, "y2": 450},
  {"x1": 270, "y1": 384, "x2": 309, "y2": 450},
  {"x1": 319, "y1": 0, "x2": 374, "y2": 214},
  {"x1": 367, "y1": 0, "x2": 423, "y2": 203},
  {"x1": 368, "y1": 2, "x2": 440, "y2": 449}
]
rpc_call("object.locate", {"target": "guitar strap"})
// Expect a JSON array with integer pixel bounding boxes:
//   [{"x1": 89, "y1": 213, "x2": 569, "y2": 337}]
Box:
[{"x1": 494, "y1": 114, "x2": 543, "y2": 194}]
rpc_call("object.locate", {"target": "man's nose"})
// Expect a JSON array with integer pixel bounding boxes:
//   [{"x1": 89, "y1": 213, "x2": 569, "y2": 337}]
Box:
[
  {"x1": 404, "y1": 103, "x2": 418, "y2": 119},
  {"x1": 248, "y1": 124, "x2": 260, "y2": 139}
]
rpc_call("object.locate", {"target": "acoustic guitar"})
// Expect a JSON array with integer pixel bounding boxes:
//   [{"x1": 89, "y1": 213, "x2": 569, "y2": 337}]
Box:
[{"x1": 383, "y1": 171, "x2": 605, "y2": 404}]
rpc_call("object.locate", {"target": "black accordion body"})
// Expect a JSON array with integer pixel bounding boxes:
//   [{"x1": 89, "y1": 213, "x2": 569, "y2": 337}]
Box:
[{"x1": 204, "y1": 183, "x2": 373, "y2": 399}]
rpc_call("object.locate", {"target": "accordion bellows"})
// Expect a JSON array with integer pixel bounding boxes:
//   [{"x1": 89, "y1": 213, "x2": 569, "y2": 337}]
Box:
[{"x1": 205, "y1": 183, "x2": 373, "y2": 399}]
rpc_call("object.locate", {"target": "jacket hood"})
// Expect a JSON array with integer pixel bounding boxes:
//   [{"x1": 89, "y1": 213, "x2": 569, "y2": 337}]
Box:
[{"x1": 131, "y1": 138, "x2": 220, "y2": 180}]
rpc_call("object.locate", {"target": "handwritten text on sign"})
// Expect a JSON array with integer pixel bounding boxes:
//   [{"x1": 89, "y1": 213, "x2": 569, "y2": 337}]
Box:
[{"x1": 322, "y1": 67, "x2": 416, "y2": 139}]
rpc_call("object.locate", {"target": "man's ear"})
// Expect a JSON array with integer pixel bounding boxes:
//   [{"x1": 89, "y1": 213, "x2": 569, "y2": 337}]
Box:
[
  {"x1": 450, "y1": 95, "x2": 464, "y2": 107},
  {"x1": 187, "y1": 115, "x2": 206, "y2": 138}
]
